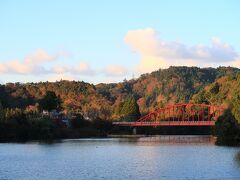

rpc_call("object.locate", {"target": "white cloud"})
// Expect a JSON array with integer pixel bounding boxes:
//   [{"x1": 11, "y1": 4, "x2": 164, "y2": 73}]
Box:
[
  {"x1": 0, "y1": 49, "x2": 88, "y2": 75},
  {"x1": 124, "y1": 28, "x2": 239, "y2": 73},
  {"x1": 24, "y1": 49, "x2": 59, "y2": 64},
  {"x1": 52, "y1": 63, "x2": 95, "y2": 75},
  {"x1": 0, "y1": 48, "x2": 129, "y2": 82},
  {"x1": 0, "y1": 49, "x2": 61, "y2": 74},
  {"x1": 0, "y1": 59, "x2": 49, "y2": 74},
  {"x1": 104, "y1": 65, "x2": 128, "y2": 77}
]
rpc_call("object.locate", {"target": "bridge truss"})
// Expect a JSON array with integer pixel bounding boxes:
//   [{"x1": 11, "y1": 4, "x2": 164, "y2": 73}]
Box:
[{"x1": 113, "y1": 104, "x2": 224, "y2": 127}]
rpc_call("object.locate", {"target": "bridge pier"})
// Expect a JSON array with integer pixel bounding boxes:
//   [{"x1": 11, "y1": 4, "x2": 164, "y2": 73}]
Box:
[{"x1": 133, "y1": 127, "x2": 137, "y2": 135}]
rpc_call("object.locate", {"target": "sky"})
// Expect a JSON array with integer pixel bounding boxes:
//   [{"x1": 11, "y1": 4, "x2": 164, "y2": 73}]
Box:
[{"x1": 0, "y1": 0, "x2": 240, "y2": 84}]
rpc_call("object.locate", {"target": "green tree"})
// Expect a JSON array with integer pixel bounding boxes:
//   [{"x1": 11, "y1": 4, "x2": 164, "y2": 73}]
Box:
[
  {"x1": 114, "y1": 102, "x2": 124, "y2": 115},
  {"x1": 231, "y1": 75, "x2": 240, "y2": 124},
  {"x1": 120, "y1": 96, "x2": 141, "y2": 121},
  {"x1": 193, "y1": 90, "x2": 210, "y2": 104},
  {"x1": 232, "y1": 94, "x2": 240, "y2": 124},
  {"x1": 39, "y1": 91, "x2": 62, "y2": 111}
]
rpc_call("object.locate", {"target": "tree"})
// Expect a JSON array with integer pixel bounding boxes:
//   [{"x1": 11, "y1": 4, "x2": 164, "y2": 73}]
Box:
[
  {"x1": 215, "y1": 109, "x2": 240, "y2": 146},
  {"x1": 0, "y1": 101, "x2": 3, "y2": 110},
  {"x1": 231, "y1": 76, "x2": 240, "y2": 124},
  {"x1": 120, "y1": 96, "x2": 141, "y2": 121},
  {"x1": 232, "y1": 94, "x2": 240, "y2": 124},
  {"x1": 39, "y1": 91, "x2": 62, "y2": 111},
  {"x1": 193, "y1": 90, "x2": 209, "y2": 104},
  {"x1": 70, "y1": 114, "x2": 90, "y2": 129},
  {"x1": 92, "y1": 117, "x2": 112, "y2": 135},
  {"x1": 114, "y1": 102, "x2": 124, "y2": 116},
  {"x1": 209, "y1": 82, "x2": 220, "y2": 94},
  {"x1": 99, "y1": 106, "x2": 111, "y2": 120}
]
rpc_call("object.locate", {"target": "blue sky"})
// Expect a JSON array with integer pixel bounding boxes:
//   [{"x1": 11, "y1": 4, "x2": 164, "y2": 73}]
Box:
[{"x1": 0, "y1": 0, "x2": 240, "y2": 84}]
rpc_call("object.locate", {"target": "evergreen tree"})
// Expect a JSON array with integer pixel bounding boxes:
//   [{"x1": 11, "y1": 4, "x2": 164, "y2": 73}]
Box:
[
  {"x1": 114, "y1": 102, "x2": 124, "y2": 116},
  {"x1": 39, "y1": 91, "x2": 62, "y2": 111},
  {"x1": 120, "y1": 96, "x2": 140, "y2": 121}
]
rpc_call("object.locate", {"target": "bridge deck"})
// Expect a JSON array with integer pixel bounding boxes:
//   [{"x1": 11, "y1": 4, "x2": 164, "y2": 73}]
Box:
[{"x1": 113, "y1": 121, "x2": 215, "y2": 126}]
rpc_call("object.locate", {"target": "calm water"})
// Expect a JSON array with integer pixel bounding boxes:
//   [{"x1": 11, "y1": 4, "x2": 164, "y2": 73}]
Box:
[{"x1": 0, "y1": 136, "x2": 240, "y2": 180}]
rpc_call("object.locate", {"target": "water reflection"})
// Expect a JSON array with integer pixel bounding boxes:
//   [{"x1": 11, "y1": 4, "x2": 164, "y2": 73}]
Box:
[
  {"x1": 235, "y1": 151, "x2": 240, "y2": 167},
  {"x1": 110, "y1": 135, "x2": 216, "y2": 145},
  {"x1": 1, "y1": 136, "x2": 239, "y2": 180}
]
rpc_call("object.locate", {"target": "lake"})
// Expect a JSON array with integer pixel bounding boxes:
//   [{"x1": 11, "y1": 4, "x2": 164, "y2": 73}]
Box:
[{"x1": 0, "y1": 136, "x2": 239, "y2": 180}]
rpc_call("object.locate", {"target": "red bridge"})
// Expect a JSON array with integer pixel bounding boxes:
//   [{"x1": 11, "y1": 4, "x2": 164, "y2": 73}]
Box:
[{"x1": 113, "y1": 104, "x2": 224, "y2": 127}]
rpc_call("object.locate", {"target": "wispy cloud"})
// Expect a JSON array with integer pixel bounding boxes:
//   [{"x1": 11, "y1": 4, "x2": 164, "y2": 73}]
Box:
[
  {"x1": 0, "y1": 49, "x2": 95, "y2": 76},
  {"x1": 0, "y1": 49, "x2": 62, "y2": 74},
  {"x1": 124, "y1": 28, "x2": 240, "y2": 73},
  {"x1": 0, "y1": 49, "x2": 128, "y2": 80},
  {"x1": 51, "y1": 63, "x2": 95, "y2": 75},
  {"x1": 0, "y1": 59, "x2": 49, "y2": 74},
  {"x1": 24, "y1": 48, "x2": 63, "y2": 64}
]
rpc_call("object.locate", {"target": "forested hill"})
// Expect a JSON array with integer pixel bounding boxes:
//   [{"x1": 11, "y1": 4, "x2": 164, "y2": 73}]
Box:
[
  {"x1": 192, "y1": 74, "x2": 240, "y2": 123},
  {"x1": 0, "y1": 66, "x2": 239, "y2": 120},
  {"x1": 97, "y1": 66, "x2": 240, "y2": 115}
]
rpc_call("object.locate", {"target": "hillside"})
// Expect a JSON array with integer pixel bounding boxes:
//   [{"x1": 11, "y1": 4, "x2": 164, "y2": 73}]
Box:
[
  {"x1": 192, "y1": 74, "x2": 240, "y2": 123},
  {"x1": 97, "y1": 66, "x2": 240, "y2": 115},
  {"x1": 0, "y1": 66, "x2": 239, "y2": 120}
]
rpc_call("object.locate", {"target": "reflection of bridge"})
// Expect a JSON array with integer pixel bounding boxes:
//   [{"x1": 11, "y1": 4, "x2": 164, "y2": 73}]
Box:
[{"x1": 113, "y1": 104, "x2": 224, "y2": 127}]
